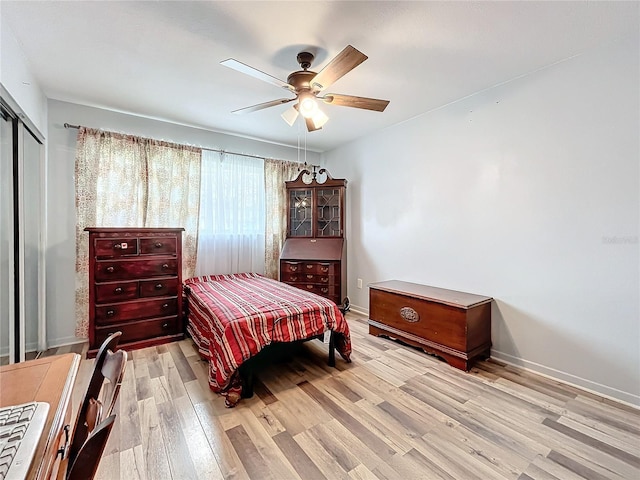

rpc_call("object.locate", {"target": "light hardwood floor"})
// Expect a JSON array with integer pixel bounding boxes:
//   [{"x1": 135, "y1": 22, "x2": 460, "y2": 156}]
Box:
[{"x1": 44, "y1": 312, "x2": 639, "y2": 479}]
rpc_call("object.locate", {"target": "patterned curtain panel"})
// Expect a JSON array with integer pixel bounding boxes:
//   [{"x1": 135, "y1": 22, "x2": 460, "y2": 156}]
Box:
[
  {"x1": 74, "y1": 128, "x2": 201, "y2": 338},
  {"x1": 264, "y1": 159, "x2": 302, "y2": 279}
]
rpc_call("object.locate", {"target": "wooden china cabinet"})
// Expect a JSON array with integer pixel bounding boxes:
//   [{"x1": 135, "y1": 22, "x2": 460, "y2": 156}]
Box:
[{"x1": 280, "y1": 167, "x2": 348, "y2": 308}]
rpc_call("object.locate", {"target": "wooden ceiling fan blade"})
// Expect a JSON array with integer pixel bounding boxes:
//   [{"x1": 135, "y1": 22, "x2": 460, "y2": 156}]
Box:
[
  {"x1": 232, "y1": 98, "x2": 296, "y2": 114},
  {"x1": 221, "y1": 58, "x2": 295, "y2": 92},
  {"x1": 323, "y1": 94, "x2": 389, "y2": 112},
  {"x1": 310, "y1": 45, "x2": 367, "y2": 92}
]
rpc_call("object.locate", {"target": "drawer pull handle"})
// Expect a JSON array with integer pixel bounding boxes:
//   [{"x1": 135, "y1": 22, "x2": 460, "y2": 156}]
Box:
[
  {"x1": 155, "y1": 283, "x2": 164, "y2": 290},
  {"x1": 162, "y1": 263, "x2": 169, "y2": 269},
  {"x1": 113, "y1": 243, "x2": 122, "y2": 250},
  {"x1": 114, "y1": 287, "x2": 123, "y2": 294},
  {"x1": 106, "y1": 309, "x2": 116, "y2": 317},
  {"x1": 306, "y1": 285, "x2": 313, "y2": 289},
  {"x1": 306, "y1": 265, "x2": 313, "y2": 270},
  {"x1": 320, "y1": 267, "x2": 329, "y2": 273},
  {"x1": 290, "y1": 276, "x2": 297, "y2": 282},
  {"x1": 400, "y1": 307, "x2": 420, "y2": 323},
  {"x1": 321, "y1": 277, "x2": 328, "y2": 283},
  {"x1": 306, "y1": 274, "x2": 314, "y2": 279},
  {"x1": 162, "y1": 322, "x2": 170, "y2": 329},
  {"x1": 321, "y1": 288, "x2": 328, "y2": 293},
  {"x1": 106, "y1": 266, "x2": 115, "y2": 273},
  {"x1": 162, "y1": 303, "x2": 169, "y2": 309},
  {"x1": 155, "y1": 242, "x2": 163, "y2": 248},
  {"x1": 289, "y1": 265, "x2": 298, "y2": 272}
]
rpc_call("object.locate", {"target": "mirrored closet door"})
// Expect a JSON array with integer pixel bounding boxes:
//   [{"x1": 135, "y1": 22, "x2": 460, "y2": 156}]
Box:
[{"x1": 1, "y1": 96, "x2": 45, "y2": 364}]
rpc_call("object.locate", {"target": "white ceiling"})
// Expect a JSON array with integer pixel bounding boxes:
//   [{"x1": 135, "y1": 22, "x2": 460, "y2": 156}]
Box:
[{"x1": 2, "y1": 1, "x2": 637, "y2": 152}]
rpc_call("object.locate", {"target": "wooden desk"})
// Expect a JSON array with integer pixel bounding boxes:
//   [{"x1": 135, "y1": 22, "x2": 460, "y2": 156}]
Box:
[{"x1": 0, "y1": 354, "x2": 80, "y2": 480}]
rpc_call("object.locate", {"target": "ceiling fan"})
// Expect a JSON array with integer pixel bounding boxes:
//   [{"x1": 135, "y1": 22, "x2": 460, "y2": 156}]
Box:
[{"x1": 221, "y1": 45, "x2": 390, "y2": 132}]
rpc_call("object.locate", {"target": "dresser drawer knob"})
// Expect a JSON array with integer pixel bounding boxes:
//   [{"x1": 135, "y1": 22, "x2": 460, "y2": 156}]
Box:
[
  {"x1": 306, "y1": 274, "x2": 314, "y2": 279},
  {"x1": 321, "y1": 277, "x2": 328, "y2": 283},
  {"x1": 400, "y1": 307, "x2": 420, "y2": 323},
  {"x1": 161, "y1": 263, "x2": 169, "y2": 270},
  {"x1": 155, "y1": 283, "x2": 164, "y2": 290},
  {"x1": 162, "y1": 322, "x2": 170, "y2": 329},
  {"x1": 321, "y1": 288, "x2": 328, "y2": 293},
  {"x1": 306, "y1": 265, "x2": 313, "y2": 270},
  {"x1": 106, "y1": 309, "x2": 116, "y2": 317},
  {"x1": 113, "y1": 243, "x2": 122, "y2": 250},
  {"x1": 106, "y1": 266, "x2": 114, "y2": 273},
  {"x1": 306, "y1": 285, "x2": 313, "y2": 289},
  {"x1": 289, "y1": 265, "x2": 298, "y2": 272},
  {"x1": 290, "y1": 276, "x2": 297, "y2": 282},
  {"x1": 162, "y1": 303, "x2": 169, "y2": 309},
  {"x1": 155, "y1": 242, "x2": 163, "y2": 248},
  {"x1": 320, "y1": 267, "x2": 329, "y2": 273},
  {"x1": 114, "y1": 287, "x2": 123, "y2": 294}
]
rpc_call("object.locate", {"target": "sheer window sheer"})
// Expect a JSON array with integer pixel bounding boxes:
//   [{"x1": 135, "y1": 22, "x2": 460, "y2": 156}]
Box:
[{"x1": 195, "y1": 151, "x2": 265, "y2": 276}]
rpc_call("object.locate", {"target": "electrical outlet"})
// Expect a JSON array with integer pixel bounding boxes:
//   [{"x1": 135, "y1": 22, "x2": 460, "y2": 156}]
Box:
[{"x1": 357, "y1": 278, "x2": 363, "y2": 289}]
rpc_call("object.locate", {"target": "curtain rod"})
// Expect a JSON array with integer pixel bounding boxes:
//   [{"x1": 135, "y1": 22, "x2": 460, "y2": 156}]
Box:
[{"x1": 63, "y1": 122, "x2": 276, "y2": 161}]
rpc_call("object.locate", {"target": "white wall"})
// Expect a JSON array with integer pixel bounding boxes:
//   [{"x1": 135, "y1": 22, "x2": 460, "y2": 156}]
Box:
[
  {"x1": 322, "y1": 35, "x2": 639, "y2": 406},
  {"x1": 0, "y1": 16, "x2": 47, "y2": 135},
  {"x1": 46, "y1": 100, "x2": 319, "y2": 347}
]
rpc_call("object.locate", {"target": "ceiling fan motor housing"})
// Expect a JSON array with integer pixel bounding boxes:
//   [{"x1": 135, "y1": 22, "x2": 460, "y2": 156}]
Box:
[
  {"x1": 287, "y1": 70, "x2": 317, "y2": 93},
  {"x1": 296, "y1": 51, "x2": 315, "y2": 70}
]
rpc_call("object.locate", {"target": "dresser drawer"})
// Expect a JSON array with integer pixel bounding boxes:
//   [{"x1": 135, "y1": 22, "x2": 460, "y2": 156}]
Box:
[
  {"x1": 139, "y1": 277, "x2": 179, "y2": 297},
  {"x1": 95, "y1": 297, "x2": 178, "y2": 324},
  {"x1": 95, "y1": 258, "x2": 178, "y2": 281},
  {"x1": 291, "y1": 283, "x2": 339, "y2": 297},
  {"x1": 95, "y1": 238, "x2": 138, "y2": 258},
  {"x1": 95, "y1": 281, "x2": 138, "y2": 303},
  {"x1": 94, "y1": 316, "x2": 179, "y2": 345},
  {"x1": 140, "y1": 237, "x2": 177, "y2": 255},
  {"x1": 281, "y1": 261, "x2": 338, "y2": 275},
  {"x1": 302, "y1": 262, "x2": 337, "y2": 274}
]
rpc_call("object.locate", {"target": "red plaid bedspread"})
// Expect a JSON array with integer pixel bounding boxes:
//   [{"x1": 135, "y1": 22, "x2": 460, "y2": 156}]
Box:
[{"x1": 184, "y1": 273, "x2": 351, "y2": 406}]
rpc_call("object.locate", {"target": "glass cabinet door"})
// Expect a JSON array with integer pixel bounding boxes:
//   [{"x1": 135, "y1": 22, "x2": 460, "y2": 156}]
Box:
[
  {"x1": 316, "y1": 188, "x2": 341, "y2": 237},
  {"x1": 289, "y1": 189, "x2": 312, "y2": 237}
]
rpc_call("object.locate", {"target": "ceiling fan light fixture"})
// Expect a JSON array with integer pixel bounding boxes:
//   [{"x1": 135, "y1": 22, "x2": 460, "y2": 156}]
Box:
[
  {"x1": 281, "y1": 105, "x2": 299, "y2": 126},
  {"x1": 298, "y1": 93, "x2": 319, "y2": 118},
  {"x1": 310, "y1": 109, "x2": 329, "y2": 129}
]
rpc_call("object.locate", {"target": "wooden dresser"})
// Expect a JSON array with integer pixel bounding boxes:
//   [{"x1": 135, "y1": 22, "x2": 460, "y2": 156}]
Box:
[
  {"x1": 85, "y1": 227, "x2": 184, "y2": 357},
  {"x1": 279, "y1": 168, "x2": 347, "y2": 307},
  {"x1": 368, "y1": 280, "x2": 492, "y2": 371}
]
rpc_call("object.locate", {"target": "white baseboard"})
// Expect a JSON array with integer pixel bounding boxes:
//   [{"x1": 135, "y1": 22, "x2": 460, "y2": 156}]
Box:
[
  {"x1": 491, "y1": 349, "x2": 640, "y2": 409},
  {"x1": 47, "y1": 336, "x2": 87, "y2": 349},
  {"x1": 348, "y1": 304, "x2": 369, "y2": 316}
]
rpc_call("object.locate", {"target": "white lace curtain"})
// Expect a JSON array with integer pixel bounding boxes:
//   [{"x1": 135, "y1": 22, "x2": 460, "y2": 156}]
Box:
[
  {"x1": 194, "y1": 151, "x2": 266, "y2": 276},
  {"x1": 74, "y1": 128, "x2": 201, "y2": 337}
]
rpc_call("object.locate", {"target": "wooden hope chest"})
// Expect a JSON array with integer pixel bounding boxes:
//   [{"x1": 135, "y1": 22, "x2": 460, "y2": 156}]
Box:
[{"x1": 368, "y1": 280, "x2": 493, "y2": 371}]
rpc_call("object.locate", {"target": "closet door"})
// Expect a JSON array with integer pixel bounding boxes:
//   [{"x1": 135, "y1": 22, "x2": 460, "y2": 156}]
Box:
[
  {"x1": 0, "y1": 107, "x2": 15, "y2": 364},
  {"x1": 0, "y1": 100, "x2": 45, "y2": 364}
]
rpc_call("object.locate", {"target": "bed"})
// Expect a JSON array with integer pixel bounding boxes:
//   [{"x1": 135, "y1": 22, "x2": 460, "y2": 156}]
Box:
[{"x1": 184, "y1": 273, "x2": 352, "y2": 407}]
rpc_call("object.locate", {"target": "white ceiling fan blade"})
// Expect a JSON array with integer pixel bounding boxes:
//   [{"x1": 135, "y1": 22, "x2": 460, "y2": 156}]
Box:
[
  {"x1": 232, "y1": 98, "x2": 296, "y2": 114},
  {"x1": 221, "y1": 58, "x2": 295, "y2": 92}
]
